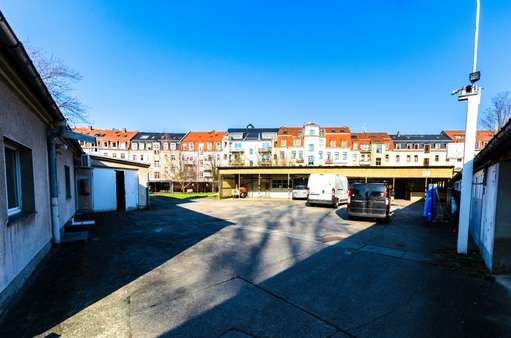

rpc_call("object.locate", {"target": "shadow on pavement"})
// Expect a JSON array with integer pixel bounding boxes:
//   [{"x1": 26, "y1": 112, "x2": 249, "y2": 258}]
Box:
[{"x1": 0, "y1": 196, "x2": 232, "y2": 337}]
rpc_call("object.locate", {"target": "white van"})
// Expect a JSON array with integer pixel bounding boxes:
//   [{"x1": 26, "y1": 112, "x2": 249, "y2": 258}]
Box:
[{"x1": 306, "y1": 173, "x2": 349, "y2": 207}]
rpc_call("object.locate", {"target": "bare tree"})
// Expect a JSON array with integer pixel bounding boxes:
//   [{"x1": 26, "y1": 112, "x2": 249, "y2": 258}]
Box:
[
  {"x1": 480, "y1": 91, "x2": 511, "y2": 131},
  {"x1": 27, "y1": 46, "x2": 88, "y2": 124},
  {"x1": 173, "y1": 163, "x2": 196, "y2": 193}
]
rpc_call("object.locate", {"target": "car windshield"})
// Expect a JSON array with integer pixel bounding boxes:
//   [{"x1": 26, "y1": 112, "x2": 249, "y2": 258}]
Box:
[{"x1": 294, "y1": 184, "x2": 306, "y2": 190}]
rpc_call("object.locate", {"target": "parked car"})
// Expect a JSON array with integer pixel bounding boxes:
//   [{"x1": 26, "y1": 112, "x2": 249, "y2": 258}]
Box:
[
  {"x1": 292, "y1": 183, "x2": 308, "y2": 199},
  {"x1": 347, "y1": 183, "x2": 390, "y2": 221},
  {"x1": 306, "y1": 173, "x2": 349, "y2": 207}
]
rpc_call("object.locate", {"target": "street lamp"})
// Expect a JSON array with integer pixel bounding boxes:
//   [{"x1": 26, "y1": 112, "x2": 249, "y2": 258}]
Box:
[{"x1": 454, "y1": 0, "x2": 481, "y2": 254}]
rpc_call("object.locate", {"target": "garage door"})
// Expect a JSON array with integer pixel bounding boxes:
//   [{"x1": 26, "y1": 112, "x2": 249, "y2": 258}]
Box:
[
  {"x1": 125, "y1": 170, "x2": 139, "y2": 210},
  {"x1": 92, "y1": 168, "x2": 116, "y2": 211}
]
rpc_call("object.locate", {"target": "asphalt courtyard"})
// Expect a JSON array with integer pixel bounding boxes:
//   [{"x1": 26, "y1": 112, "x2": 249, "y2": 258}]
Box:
[{"x1": 1, "y1": 197, "x2": 511, "y2": 337}]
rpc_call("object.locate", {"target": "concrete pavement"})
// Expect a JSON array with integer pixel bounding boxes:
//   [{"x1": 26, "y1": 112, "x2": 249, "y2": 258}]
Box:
[{"x1": 1, "y1": 197, "x2": 510, "y2": 337}]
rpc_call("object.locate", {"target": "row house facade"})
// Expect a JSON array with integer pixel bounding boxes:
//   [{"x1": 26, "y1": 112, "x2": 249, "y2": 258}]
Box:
[
  {"x1": 180, "y1": 131, "x2": 227, "y2": 182},
  {"x1": 351, "y1": 132, "x2": 394, "y2": 166},
  {"x1": 225, "y1": 124, "x2": 278, "y2": 166},
  {"x1": 274, "y1": 123, "x2": 356, "y2": 166},
  {"x1": 130, "y1": 132, "x2": 185, "y2": 182},
  {"x1": 442, "y1": 129, "x2": 497, "y2": 168},
  {"x1": 389, "y1": 133, "x2": 452, "y2": 167},
  {"x1": 74, "y1": 127, "x2": 136, "y2": 160}
]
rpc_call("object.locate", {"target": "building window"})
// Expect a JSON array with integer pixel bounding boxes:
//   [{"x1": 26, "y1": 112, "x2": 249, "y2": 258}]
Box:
[
  {"x1": 139, "y1": 143, "x2": 145, "y2": 150},
  {"x1": 133, "y1": 155, "x2": 137, "y2": 161},
  {"x1": 216, "y1": 142, "x2": 222, "y2": 151},
  {"x1": 352, "y1": 153, "x2": 357, "y2": 161},
  {"x1": 154, "y1": 172, "x2": 160, "y2": 179},
  {"x1": 249, "y1": 148, "x2": 254, "y2": 155},
  {"x1": 334, "y1": 152, "x2": 339, "y2": 161},
  {"x1": 64, "y1": 165, "x2": 71, "y2": 199},
  {"x1": 319, "y1": 151, "x2": 323, "y2": 160},
  {"x1": 309, "y1": 129, "x2": 315, "y2": 136},
  {"x1": 330, "y1": 140, "x2": 336, "y2": 148},
  {"x1": 119, "y1": 142, "x2": 126, "y2": 149},
  {"x1": 406, "y1": 155, "x2": 411, "y2": 162},
  {"x1": 385, "y1": 154, "x2": 389, "y2": 161},
  {"x1": 375, "y1": 158, "x2": 382, "y2": 166},
  {"x1": 112, "y1": 153, "x2": 117, "y2": 158},
  {"x1": 308, "y1": 144, "x2": 314, "y2": 152},
  {"x1": 435, "y1": 155, "x2": 440, "y2": 162},
  {"x1": 153, "y1": 142, "x2": 160, "y2": 150},
  {"x1": 112, "y1": 142, "x2": 117, "y2": 148},
  {"x1": 103, "y1": 141, "x2": 108, "y2": 148},
  {"x1": 341, "y1": 140, "x2": 347, "y2": 149},
  {"x1": 414, "y1": 155, "x2": 419, "y2": 162},
  {"x1": 342, "y1": 152, "x2": 348, "y2": 161},
  {"x1": 396, "y1": 155, "x2": 400, "y2": 162},
  {"x1": 207, "y1": 142, "x2": 212, "y2": 151},
  {"x1": 171, "y1": 155, "x2": 176, "y2": 161},
  {"x1": 298, "y1": 151, "x2": 303, "y2": 159},
  {"x1": 395, "y1": 143, "x2": 401, "y2": 150},
  {"x1": 146, "y1": 143, "x2": 152, "y2": 150},
  {"x1": 189, "y1": 143, "x2": 194, "y2": 151},
  {"x1": 140, "y1": 155, "x2": 144, "y2": 161},
  {"x1": 293, "y1": 139, "x2": 300, "y2": 147},
  {"x1": 4, "y1": 138, "x2": 35, "y2": 217},
  {"x1": 375, "y1": 144, "x2": 382, "y2": 154},
  {"x1": 154, "y1": 160, "x2": 160, "y2": 168},
  {"x1": 308, "y1": 156, "x2": 314, "y2": 165},
  {"x1": 132, "y1": 143, "x2": 138, "y2": 150},
  {"x1": 5, "y1": 145, "x2": 22, "y2": 215},
  {"x1": 281, "y1": 139, "x2": 287, "y2": 147},
  {"x1": 291, "y1": 151, "x2": 296, "y2": 159},
  {"x1": 121, "y1": 153, "x2": 126, "y2": 159},
  {"x1": 280, "y1": 151, "x2": 285, "y2": 160},
  {"x1": 353, "y1": 142, "x2": 358, "y2": 150},
  {"x1": 170, "y1": 143, "x2": 177, "y2": 151}
]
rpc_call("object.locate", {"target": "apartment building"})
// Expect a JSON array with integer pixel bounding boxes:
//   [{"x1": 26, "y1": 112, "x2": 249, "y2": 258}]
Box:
[
  {"x1": 442, "y1": 129, "x2": 496, "y2": 167},
  {"x1": 130, "y1": 132, "x2": 186, "y2": 188},
  {"x1": 225, "y1": 124, "x2": 278, "y2": 166},
  {"x1": 74, "y1": 127, "x2": 137, "y2": 160},
  {"x1": 351, "y1": 132, "x2": 393, "y2": 166},
  {"x1": 180, "y1": 131, "x2": 226, "y2": 183},
  {"x1": 275, "y1": 127, "x2": 305, "y2": 166},
  {"x1": 324, "y1": 126, "x2": 354, "y2": 165},
  {"x1": 389, "y1": 133, "x2": 451, "y2": 167},
  {"x1": 275, "y1": 123, "x2": 356, "y2": 166}
]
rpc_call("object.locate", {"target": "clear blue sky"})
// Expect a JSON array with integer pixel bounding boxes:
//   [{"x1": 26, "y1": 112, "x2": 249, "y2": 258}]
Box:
[{"x1": 2, "y1": 1, "x2": 511, "y2": 133}]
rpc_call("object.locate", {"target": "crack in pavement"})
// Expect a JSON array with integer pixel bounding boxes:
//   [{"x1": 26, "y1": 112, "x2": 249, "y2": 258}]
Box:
[{"x1": 236, "y1": 276, "x2": 356, "y2": 338}]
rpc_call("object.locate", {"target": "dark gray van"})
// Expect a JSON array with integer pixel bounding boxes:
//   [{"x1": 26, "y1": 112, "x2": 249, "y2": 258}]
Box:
[{"x1": 347, "y1": 183, "x2": 390, "y2": 221}]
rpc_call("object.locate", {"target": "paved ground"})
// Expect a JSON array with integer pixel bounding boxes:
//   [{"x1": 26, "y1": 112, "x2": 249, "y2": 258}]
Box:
[{"x1": 1, "y1": 197, "x2": 511, "y2": 338}]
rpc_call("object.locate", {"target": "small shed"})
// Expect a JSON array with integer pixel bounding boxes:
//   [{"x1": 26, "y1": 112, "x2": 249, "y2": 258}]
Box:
[{"x1": 76, "y1": 155, "x2": 150, "y2": 213}]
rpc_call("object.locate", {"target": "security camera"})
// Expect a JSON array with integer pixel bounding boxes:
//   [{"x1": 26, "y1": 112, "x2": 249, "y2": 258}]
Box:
[{"x1": 451, "y1": 88, "x2": 461, "y2": 96}]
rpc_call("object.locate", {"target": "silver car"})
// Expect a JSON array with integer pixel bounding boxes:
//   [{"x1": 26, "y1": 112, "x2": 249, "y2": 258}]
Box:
[{"x1": 292, "y1": 184, "x2": 308, "y2": 200}]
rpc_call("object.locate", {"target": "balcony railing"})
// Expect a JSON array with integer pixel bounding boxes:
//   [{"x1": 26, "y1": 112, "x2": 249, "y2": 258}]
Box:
[
  {"x1": 258, "y1": 148, "x2": 272, "y2": 153},
  {"x1": 230, "y1": 159, "x2": 245, "y2": 166}
]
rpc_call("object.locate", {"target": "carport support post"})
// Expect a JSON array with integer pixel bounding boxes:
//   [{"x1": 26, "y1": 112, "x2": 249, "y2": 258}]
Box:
[
  {"x1": 287, "y1": 173, "x2": 290, "y2": 198},
  {"x1": 365, "y1": 177, "x2": 367, "y2": 183}
]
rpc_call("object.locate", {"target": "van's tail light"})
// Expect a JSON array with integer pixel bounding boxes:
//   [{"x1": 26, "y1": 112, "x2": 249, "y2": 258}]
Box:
[
  {"x1": 384, "y1": 188, "x2": 389, "y2": 206},
  {"x1": 347, "y1": 188, "x2": 352, "y2": 210}
]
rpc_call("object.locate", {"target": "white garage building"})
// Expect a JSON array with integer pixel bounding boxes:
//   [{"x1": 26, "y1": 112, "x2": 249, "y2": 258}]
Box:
[{"x1": 77, "y1": 155, "x2": 150, "y2": 212}]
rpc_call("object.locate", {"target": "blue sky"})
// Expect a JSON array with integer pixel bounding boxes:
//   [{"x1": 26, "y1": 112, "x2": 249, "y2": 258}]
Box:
[{"x1": 2, "y1": 1, "x2": 511, "y2": 133}]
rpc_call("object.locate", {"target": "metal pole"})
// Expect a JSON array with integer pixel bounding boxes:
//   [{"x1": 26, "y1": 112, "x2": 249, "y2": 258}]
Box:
[
  {"x1": 49, "y1": 136, "x2": 61, "y2": 243},
  {"x1": 472, "y1": 0, "x2": 480, "y2": 73},
  {"x1": 457, "y1": 0, "x2": 482, "y2": 254}
]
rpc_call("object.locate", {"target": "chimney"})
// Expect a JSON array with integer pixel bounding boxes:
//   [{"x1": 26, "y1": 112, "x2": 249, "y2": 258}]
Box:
[
  {"x1": 123, "y1": 128, "x2": 127, "y2": 132},
  {"x1": 88, "y1": 125, "x2": 93, "y2": 130},
  {"x1": 397, "y1": 130, "x2": 401, "y2": 137}
]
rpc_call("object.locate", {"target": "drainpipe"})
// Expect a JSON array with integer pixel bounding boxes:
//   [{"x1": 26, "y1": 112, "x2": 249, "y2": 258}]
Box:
[{"x1": 48, "y1": 123, "x2": 65, "y2": 244}]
